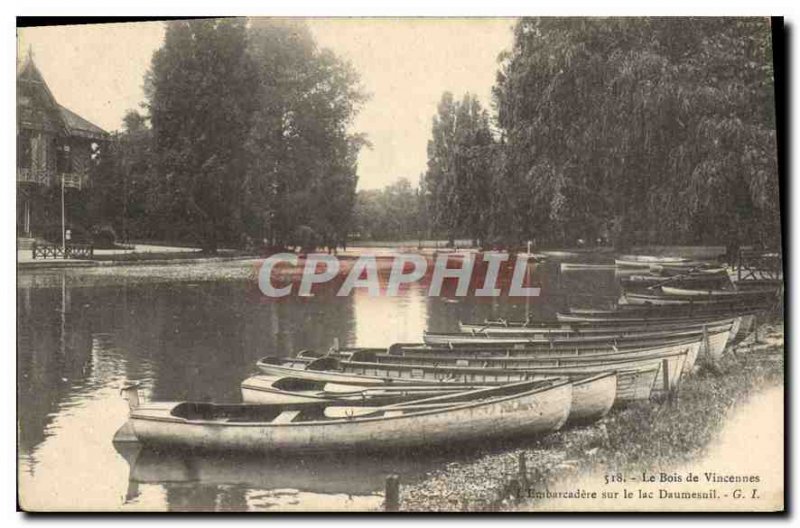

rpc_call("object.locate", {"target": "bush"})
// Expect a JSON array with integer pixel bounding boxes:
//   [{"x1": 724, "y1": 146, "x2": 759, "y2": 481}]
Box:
[
  {"x1": 91, "y1": 224, "x2": 118, "y2": 249},
  {"x1": 40, "y1": 223, "x2": 92, "y2": 245}
]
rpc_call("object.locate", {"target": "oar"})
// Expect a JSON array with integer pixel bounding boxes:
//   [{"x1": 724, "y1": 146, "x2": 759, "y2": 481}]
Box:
[{"x1": 646, "y1": 272, "x2": 694, "y2": 291}]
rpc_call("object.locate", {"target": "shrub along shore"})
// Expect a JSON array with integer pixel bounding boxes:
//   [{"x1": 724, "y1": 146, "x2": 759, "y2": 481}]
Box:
[{"x1": 395, "y1": 320, "x2": 784, "y2": 512}]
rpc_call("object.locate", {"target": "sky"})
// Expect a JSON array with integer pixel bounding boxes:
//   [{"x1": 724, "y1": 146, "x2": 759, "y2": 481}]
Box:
[{"x1": 17, "y1": 18, "x2": 515, "y2": 190}]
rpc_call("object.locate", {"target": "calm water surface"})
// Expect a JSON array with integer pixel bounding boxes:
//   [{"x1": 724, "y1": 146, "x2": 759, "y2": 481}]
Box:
[{"x1": 17, "y1": 257, "x2": 619, "y2": 511}]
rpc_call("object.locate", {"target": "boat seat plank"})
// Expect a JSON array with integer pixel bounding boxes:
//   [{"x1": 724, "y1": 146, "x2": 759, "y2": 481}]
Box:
[{"x1": 272, "y1": 410, "x2": 301, "y2": 424}]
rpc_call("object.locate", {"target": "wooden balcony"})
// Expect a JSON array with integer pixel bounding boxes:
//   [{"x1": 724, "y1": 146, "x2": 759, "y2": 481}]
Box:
[
  {"x1": 62, "y1": 173, "x2": 85, "y2": 189},
  {"x1": 17, "y1": 167, "x2": 54, "y2": 186},
  {"x1": 17, "y1": 168, "x2": 86, "y2": 189}
]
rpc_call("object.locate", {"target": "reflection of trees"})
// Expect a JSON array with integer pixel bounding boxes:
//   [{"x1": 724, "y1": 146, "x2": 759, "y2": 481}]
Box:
[
  {"x1": 17, "y1": 274, "x2": 93, "y2": 453},
  {"x1": 17, "y1": 274, "x2": 359, "y2": 462},
  {"x1": 87, "y1": 281, "x2": 357, "y2": 403}
]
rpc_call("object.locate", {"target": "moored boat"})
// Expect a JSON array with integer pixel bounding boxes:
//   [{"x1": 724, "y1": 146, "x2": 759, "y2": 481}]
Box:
[
  {"x1": 660, "y1": 286, "x2": 777, "y2": 298},
  {"x1": 458, "y1": 316, "x2": 735, "y2": 336},
  {"x1": 324, "y1": 338, "x2": 702, "y2": 375},
  {"x1": 240, "y1": 375, "x2": 490, "y2": 405},
  {"x1": 255, "y1": 351, "x2": 685, "y2": 402},
  {"x1": 423, "y1": 326, "x2": 728, "y2": 358},
  {"x1": 615, "y1": 255, "x2": 690, "y2": 268},
  {"x1": 559, "y1": 305, "x2": 762, "y2": 320},
  {"x1": 458, "y1": 316, "x2": 734, "y2": 336},
  {"x1": 122, "y1": 379, "x2": 573, "y2": 453},
  {"x1": 622, "y1": 291, "x2": 773, "y2": 307},
  {"x1": 560, "y1": 262, "x2": 617, "y2": 271},
  {"x1": 620, "y1": 272, "x2": 730, "y2": 289},
  {"x1": 242, "y1": 372, "x2": 618, "y2": 425}
]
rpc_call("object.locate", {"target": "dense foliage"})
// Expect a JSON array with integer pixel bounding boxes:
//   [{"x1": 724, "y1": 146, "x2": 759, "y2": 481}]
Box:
[
  {"x1": 353, "y1": 178, "x2": 422, "y2": 241},
  {"x1": 88, "y1": 18, "x2": 779, "y2": 252},
  {"x1": 92, "y1": 18, "x2": 366, "y2": 253},
  {"x1": 244, "y1": 19, "x2": 367, "y2": 250},
  {"x1": 421, "y1": 18, "x2": 779, "y2": 250},
  {"x1": 88, "y1": 110, "x2": 155, "y2": 242},
  {"x1": 421, "y1": 92, "x2": 495, "y2": 246}
]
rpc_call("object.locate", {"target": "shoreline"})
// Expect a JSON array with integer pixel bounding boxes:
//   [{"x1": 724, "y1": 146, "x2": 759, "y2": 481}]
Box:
[
  {"x1": 16, "y1": 244, "x2": 731, "y2": 272},
  {"x1": 396, "y1": 320, "x2": 784, "y2": 512}
]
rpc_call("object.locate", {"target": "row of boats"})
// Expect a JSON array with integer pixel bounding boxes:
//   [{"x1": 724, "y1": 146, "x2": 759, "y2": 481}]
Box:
[{"x1": 118, "y1": 262, "x2": 780, "y2": 455}]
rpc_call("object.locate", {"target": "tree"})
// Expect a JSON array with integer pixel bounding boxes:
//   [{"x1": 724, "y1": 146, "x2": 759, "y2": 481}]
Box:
[
  {"x1": 492, "y1": 18, "x2": 779, "y2": 249},
  {"x1": 147, "y1": 18, "x2": 259, "y2": 253},
  {"x1": 422, "y1": 92, "x2": 495, "y2": 246},
  {"x1": 245, "y1": 19, "x2": 367, "y2": 250},
  {"x1": 353, "y1": 178, "x2": 422, "y2": 241},
  {"x1": 87, "y1": 109, "x2": 154, "y2": 243}
]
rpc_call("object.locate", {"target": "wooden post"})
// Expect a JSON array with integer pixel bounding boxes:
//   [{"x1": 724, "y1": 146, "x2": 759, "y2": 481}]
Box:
[
  {"x1": 518, "y1": 452, "x2": 528, "y2": 484},
  {"x1": 662, "y1": 358, "x2": 671, "y2": 403},
  {"x1": 754, "y1": 312, "x2": 762, "y2": 344},
  {"x1": 121, "y1": 384, "x2": 141, "y2": 410},
  {"x1": 385, "y1": 474, "x2": 400, "y2": 512},
  {"x1": 61, "y1": 173, "x2": 66, "y2": 257}
]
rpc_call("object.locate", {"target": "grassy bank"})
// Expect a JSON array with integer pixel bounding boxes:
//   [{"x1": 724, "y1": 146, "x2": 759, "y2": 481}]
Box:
[{"x1": 397, "y1": 321, "x2": 784, "y2": 512}]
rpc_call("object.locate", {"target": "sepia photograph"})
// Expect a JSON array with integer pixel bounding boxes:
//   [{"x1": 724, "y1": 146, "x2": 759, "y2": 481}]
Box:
[{"x1": 15, "y1": 15, "x2": 784, "y2": 513}]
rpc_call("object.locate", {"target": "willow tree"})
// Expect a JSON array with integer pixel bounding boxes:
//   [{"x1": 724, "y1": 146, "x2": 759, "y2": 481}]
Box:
[{"x1": 493, "y1": 17, "x2": 779, "y2": 249}]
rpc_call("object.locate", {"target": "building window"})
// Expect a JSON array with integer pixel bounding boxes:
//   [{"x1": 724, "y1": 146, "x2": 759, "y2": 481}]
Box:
[
  {"x1": 17, "y1": 130, "x2": 32, "y2": 169},
  {"x1": 57, "y1": 142, "x2": 72, "y2": 173}
]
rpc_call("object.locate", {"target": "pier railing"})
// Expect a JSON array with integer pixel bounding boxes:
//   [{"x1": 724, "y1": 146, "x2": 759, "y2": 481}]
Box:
[{"x1": 32, "y1": 242, "x2": 94, "y2": 260}]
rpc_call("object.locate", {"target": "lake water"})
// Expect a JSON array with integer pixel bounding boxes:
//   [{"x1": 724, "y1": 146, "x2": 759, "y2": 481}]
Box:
[{"x1": 17, "y1": 256, "x2": 620, "y2": 512}]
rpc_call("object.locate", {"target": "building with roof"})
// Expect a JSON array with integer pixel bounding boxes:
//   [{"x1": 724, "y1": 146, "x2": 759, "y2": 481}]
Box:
[{"x1": 17, "y1": 51, "x2": 109, "y2": 239}]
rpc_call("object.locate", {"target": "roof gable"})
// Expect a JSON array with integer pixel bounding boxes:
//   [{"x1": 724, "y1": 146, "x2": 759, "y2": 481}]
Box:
[
  {"x1": 17, "y1": 53, "x2": 108, "y2": 141},
  {"x1": 58, "y1": 105, "x2": 108, "y2": 140}
]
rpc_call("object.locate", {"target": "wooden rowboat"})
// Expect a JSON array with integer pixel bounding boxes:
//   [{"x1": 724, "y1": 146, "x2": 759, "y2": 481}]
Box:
[
  {"x1": 656, "y1": 263, "x2": 727, "y2": 274},
  {"x1": 242, "y1": 372, "x2": 618, "y2": 425},
  {"x1": 622, "y1": 292, "x2": 773, "y2": 307},
  {"x1": 458, "y1": 316, "x2": 735, "y2": 335},
  {"x1": 615, "y1": 255, "x2": 690, "y2": 268},
  {"x1": 240, "y1": 376, "x2": 490, "y2": 405},
  {"x1": 423, "y1": 327, "x2": 728, "y2": 358},
  {"x1": 123, "y1": 379, "x2": 573, "y2": 453},
  {"x1": 560, "y1": 306, "x2": 760, "y2": 320},
  {"x1": 255, "y1": 351, "x2": 684, "y2": 403},
  {"x1": 660, "y1": 286, "x2": 777, "y2": 298},
  {"x1": 321, "y1": 338, "x2": 702, "y2": 375},
  {"x1": 385, "y1": 339, "x2": 705, "y2": 365},
  {"x1": 560, "y1": 262, "x2": 617, "y2": 271},
  {"x1": 620, "y1": 273, "x2": 730, "y2": 289}
]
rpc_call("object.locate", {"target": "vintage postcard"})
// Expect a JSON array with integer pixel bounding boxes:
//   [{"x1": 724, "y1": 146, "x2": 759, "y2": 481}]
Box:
[{"x1": 16, "y1": 16, "x2": 784, "y2": 513}]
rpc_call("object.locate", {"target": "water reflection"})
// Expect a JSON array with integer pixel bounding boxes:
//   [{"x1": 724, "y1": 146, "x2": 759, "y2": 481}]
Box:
[
  {"x1": 114, "y1": 443, "x2": 463, "y2": 511},
  {"x1": 17, "y1": 259, "x2": 619, "y2": 511}
]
